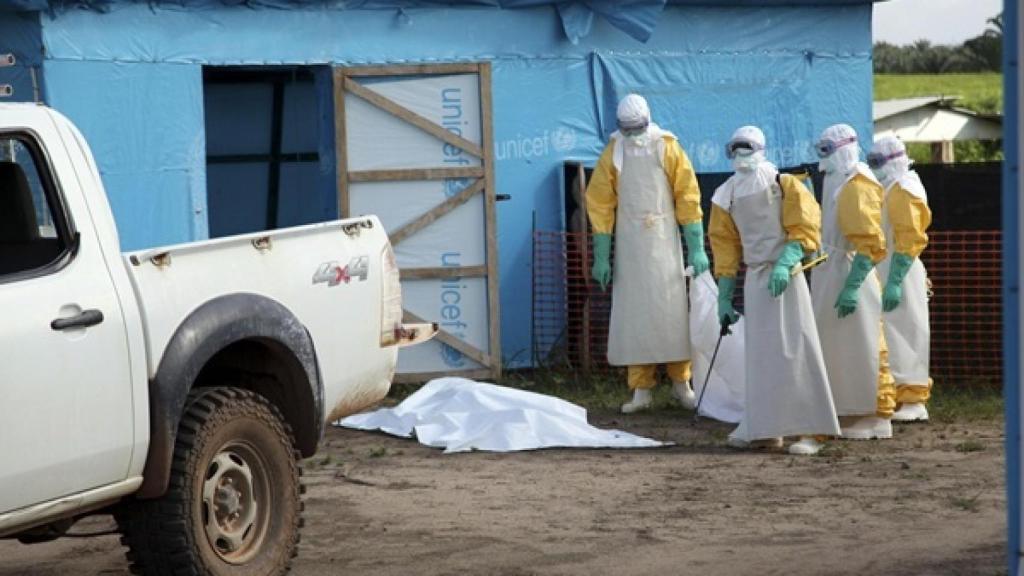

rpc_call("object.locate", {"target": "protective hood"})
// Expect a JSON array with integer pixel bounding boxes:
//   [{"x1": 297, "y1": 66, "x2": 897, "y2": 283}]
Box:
[
  {"x1": 729, "y1": 125, "x2": 766, "y2": 149},
  {"x1": 616, "y1": 93, "x2": 651, "y2": 128},
  {"x1": 712, "y1": 159, "x2": 779, "y2": 210},
  {"x1": 609, "y1": 122, "x2": 675, "y2": 172},
  {"x1": 728, "y1": 125, "x2": 767, "y2": 173},
  {"x1": 870, "y1": 135, "x2": 912, "y2": 188},
  {"x1": 896, "y1": 170, "x2": 928, "y2": 201},
  {"x1": 818, "y1": 123, "x2": 860, "y2": 176}
]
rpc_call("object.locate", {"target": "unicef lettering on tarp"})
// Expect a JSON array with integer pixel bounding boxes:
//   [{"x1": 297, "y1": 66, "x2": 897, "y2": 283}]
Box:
[
  {"x1": 346, "y1": 73, "x2": 490, "y2": 374},
  {"x1": 495, "y1": 126, "x2": 578, "y2": 161}
]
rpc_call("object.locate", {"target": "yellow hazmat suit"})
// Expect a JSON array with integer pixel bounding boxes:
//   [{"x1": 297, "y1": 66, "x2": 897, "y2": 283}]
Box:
[
  {"x1": 586, "y1": 100, "x2": 702, "y2": 411},
  {"x1": 871, "y1": 136, "x2": 933, "y2": 422},
  {"x1": 710, "y1": 125, "x2": 840, "y2": 456},
  {"x1": 811, "y1": 124, "x2": 896, "y2": 440}
]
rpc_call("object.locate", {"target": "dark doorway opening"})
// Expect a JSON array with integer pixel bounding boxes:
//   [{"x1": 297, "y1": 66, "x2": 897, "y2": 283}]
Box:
[{"x1": 203, "y1": 66, "x2": 335, "y2": 238}]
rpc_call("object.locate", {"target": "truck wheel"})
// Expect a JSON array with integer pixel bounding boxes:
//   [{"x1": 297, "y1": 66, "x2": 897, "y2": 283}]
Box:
[{"x1": 117, "y1": 387, "x2": 303, "y2": 576}]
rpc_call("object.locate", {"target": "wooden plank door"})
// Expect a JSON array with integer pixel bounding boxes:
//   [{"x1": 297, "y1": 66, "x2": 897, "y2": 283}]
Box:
[{"x1": 333, "y1": 63, "x2": 500, "y2": 382}]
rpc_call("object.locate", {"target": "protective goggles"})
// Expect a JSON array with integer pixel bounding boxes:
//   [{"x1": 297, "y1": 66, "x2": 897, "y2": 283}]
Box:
[
  {"x1": 814, "y1": 136, "x2": 858, "y2": 158},
  {"x1": 618, "y1": 120, "x2": 649, "y2": 138},
  {"x1": 725, "y1": 139, "x2": 765, "y2": 159},
  {"x1": 866, "y1": 150, "x2": 906, "y2": 169}
]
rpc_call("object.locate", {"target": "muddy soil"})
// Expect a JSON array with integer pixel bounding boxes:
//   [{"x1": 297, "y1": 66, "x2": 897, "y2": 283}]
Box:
[{"x1": 0, "y1": 411, "x2": 1005, "y2": 576}]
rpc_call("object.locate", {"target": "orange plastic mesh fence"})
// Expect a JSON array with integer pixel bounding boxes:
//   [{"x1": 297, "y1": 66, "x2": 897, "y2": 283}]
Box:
[
  {"x1": 532, "y1": 229, "x2": 1002, "y2": 386},
  {"x1": 920, "y1": 230, "x2": 1002, "y2": 386}
]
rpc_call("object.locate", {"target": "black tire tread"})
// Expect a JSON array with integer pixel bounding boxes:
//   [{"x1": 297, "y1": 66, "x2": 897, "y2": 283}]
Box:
[{"x1": 116, "y1": 387, "x2": 303, "y2": 576}]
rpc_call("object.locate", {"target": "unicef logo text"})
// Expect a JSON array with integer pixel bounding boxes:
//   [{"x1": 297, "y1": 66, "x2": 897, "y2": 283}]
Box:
[
  {"x1": 495, "y1": 127, "x2": 578, "y2": 161},
  {"x1": 550, "y1": 127, "x2": 578, "y2": 152}
]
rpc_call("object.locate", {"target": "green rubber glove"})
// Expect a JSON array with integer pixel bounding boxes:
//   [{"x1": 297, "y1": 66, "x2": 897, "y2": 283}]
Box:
[
  {"x1": 835, "y1": 253, "x2": 875, "y2": 319},
  {"x1": 768, "y1": 241, "x2": 805, "y2": 297},
  {"x1": 592, "y1": 233, "x2": 612, "y2": 292},
  {"x1": 883, "y1": 252, "x2": 915, "y2": 312},
  {"x1": 717, "y1": 276, "x2": 740, "y2": 327},
  {"x1": 681, "y1": 222, "x2": 710, "y2": 276}
]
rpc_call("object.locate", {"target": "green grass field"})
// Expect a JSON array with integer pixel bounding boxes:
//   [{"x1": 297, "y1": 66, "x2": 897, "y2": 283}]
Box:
[{"x1": 874, "y1": 73, "x2": 1003, "y2": 115}]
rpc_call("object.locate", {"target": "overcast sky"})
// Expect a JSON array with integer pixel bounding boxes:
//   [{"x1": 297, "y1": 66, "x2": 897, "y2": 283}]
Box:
[{"x1": 873, "y1": 0, "x2": 1003, "y2": 46}]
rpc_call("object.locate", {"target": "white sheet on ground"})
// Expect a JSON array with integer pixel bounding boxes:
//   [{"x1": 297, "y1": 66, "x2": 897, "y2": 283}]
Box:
[
  {"x1": 688, "y1": 271, "x2": 746, "y2": 424},
  {"x1": 336, "y1": 378, "x2": 667, "y2": 453}
]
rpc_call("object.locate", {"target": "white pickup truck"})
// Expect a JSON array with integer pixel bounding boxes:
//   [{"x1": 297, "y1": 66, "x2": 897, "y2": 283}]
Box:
[{"x1": 0, "y1": 103, "x2": 434, "y2": 575}]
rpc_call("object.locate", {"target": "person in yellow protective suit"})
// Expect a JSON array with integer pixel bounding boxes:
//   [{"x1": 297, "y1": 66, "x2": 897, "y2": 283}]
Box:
[
  {"x1": 586, "y1": 94, "x2": 709, "y2": 414},
  {"x1": 811, "y1": 124, "x2": 896, "y2": 440},
  {"x1": 709, "y1": 126, "x2": 841, "y2": 456},
  {"x1": 869, "y1": 136, "x2": 933, "y2": 422}
]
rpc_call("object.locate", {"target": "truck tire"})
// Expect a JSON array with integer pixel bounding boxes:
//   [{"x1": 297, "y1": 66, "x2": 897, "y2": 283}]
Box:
[{"x1": 117, "y1": 387, "x2": 303, "y2": 576}]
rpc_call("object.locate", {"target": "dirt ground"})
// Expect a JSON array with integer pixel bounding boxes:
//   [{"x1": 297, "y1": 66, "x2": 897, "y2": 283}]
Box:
[{"x1": 0, "y1": 410, "x2": 1006, "y2": 576}]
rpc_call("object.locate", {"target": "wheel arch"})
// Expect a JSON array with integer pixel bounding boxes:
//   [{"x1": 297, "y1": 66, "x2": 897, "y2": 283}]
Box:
[{"x1": 137, "y1": 293, "x2": 323, "y2": 499}]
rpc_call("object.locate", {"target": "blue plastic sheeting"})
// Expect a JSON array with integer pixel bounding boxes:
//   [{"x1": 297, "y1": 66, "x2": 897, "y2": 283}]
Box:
[
  {"x1": 0, "y1": 0, "x2": 46, "y2": 10},
  {"x1": 36, "y1": 4, "x2": 870, "y2": 64},
  {"x1": 0, "y1": 12, "x2": 41, "y2": 102},
  {"x1": 43, "y1": 60, "x2": 209, "y2": 247},
  {"x1": 592, "y1": 52, "x2": 873, "y2": 173},
  {"x1": 0, "y1": 0, "x2": 878, "y2": 44},
  {"x1": 0, "y1": 0, "x2": 666, "y2": 42},
  {"x1": 25, "y1": 2, "x2": 872, "y2": 366}
]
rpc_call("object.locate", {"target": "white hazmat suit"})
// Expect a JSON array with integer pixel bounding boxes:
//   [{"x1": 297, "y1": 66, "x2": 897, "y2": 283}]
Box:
[
  {"x1": 811, "y1": 124, "x2": 897, "y2": 440},
  {"x1": 710, "y1": 126, "x2": 841, "y2": 455}
]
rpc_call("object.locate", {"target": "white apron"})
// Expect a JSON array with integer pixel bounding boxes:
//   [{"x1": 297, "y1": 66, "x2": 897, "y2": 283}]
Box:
[
  {"x1": 877, "y1": 171, "x2": 931, "y2": 386},
  {"x1": 718, "y1": 173, "x2": 840, "y2": 440},
  {"x1": 606, "y1": 134, "x2": 690, "y2": 366},
  {"x1": 811, "y1": 164, "x2": 883, "y2": 416}
]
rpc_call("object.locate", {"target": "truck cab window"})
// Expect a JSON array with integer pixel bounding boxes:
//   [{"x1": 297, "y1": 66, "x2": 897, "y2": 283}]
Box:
[{"x1": 0, "y1": 137, "x2": 67, "y2": 277}]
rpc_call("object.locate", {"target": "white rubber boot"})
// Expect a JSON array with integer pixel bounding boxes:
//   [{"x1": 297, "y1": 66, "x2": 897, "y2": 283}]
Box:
[
  {"x1": 892, "y1": 402, "x2": 929, "y2": 422},
  {"x1": 788, "y1": 437, "x2": 825, "y2": 456},
  {"x1": 621, "y1": 388, "x2": 653, "y2": 414},
  {"x1": 841, "y1": 416, "x2": 893, "y2": 440},
  {"x1": 671, "y1": 380, "x2": 697, "y2": 410}
]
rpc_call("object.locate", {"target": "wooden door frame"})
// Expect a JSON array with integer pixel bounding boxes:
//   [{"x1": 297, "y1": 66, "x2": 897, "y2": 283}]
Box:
[{"x1": 333, "y1": 63, "x2": 501, "y2": 382}]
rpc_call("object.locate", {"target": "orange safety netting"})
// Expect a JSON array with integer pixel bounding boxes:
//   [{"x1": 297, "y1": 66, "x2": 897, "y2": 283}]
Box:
[{"x1": 533, "y1": 230, "x2": 1002, "y2": 386}]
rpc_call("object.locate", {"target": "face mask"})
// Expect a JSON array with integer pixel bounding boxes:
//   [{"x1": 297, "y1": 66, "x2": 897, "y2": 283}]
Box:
[
  {"x1": 872, "y1": 168, "x2": 887, "y2": 183},
  {"x1": 819, "y1": 150, "x2": 856, "y2": 175},
  {"x1": 818, "y1": 156, "x2": 834, "y2": 174},
  {"x1": 732, "y1": 153, "x2": 759, "y2": 172},
  {"x1": 628, "y1": 133, "x2": 649, "y2": 147},
  {"x1": 619, "y1": 120, "x2": 649, "y2": 146}
]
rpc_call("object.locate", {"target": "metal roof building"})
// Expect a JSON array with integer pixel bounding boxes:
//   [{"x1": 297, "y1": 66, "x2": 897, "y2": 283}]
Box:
[{"x1": 874, "y1": 95, "x2": 1003, "y2": 162}]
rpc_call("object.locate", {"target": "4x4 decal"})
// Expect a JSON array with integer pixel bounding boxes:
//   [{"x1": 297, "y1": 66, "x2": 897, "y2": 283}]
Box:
[{"x1": 313, "y1": 256, "x2": 369, "y2": 287}]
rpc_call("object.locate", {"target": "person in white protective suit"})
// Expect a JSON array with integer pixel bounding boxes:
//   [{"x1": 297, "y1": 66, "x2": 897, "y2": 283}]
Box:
[
  {"x1": 869, "y1": 136, "x2": 933, "y2": 422},
  {"x1": 586, "y1": 94, "x2": 709, "y2": 414},
  {"x1": 811, "y1": 124, "x2": 897, "y2": 439},
  {"x1": 709, "y1": 126, "x2": 841, "y2": 455}
]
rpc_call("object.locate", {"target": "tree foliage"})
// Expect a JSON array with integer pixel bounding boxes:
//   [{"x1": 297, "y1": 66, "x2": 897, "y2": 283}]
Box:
[{"x1": 873, "y1": 13, "x2": 1002, "y2": 73}]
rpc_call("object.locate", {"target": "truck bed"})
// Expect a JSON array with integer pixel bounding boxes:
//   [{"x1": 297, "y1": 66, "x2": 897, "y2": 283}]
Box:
[{"x1": 124, "y1": 216, "x2": 398, "y2": 423}]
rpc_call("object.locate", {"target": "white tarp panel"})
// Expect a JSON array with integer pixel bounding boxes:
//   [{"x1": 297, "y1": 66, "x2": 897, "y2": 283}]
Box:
[
  {"x1": 336, "y1": 378, "x2": 668, "y2": 453},
  {"x1": 688, "y1": 271, "x2": 745, "y2": 424},
  {"x1": 346, "y1": 74, "x2": 490, "y2": 374}
]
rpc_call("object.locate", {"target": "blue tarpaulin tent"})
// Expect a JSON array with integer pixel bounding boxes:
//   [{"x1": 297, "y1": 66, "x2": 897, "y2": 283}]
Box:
[{"x1": 0, "y1": 0, "x2": 882, "y2": 368}]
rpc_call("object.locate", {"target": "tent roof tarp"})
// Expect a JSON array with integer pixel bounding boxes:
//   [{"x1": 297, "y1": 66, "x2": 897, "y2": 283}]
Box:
[{"x1": 0, "y1": 0, "x2": 886, "y2": 42}]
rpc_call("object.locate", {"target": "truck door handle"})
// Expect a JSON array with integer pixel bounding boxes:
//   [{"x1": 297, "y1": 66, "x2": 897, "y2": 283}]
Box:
[{"x1": 51, "y1": 309, "x2": 104, "y2": 331}]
